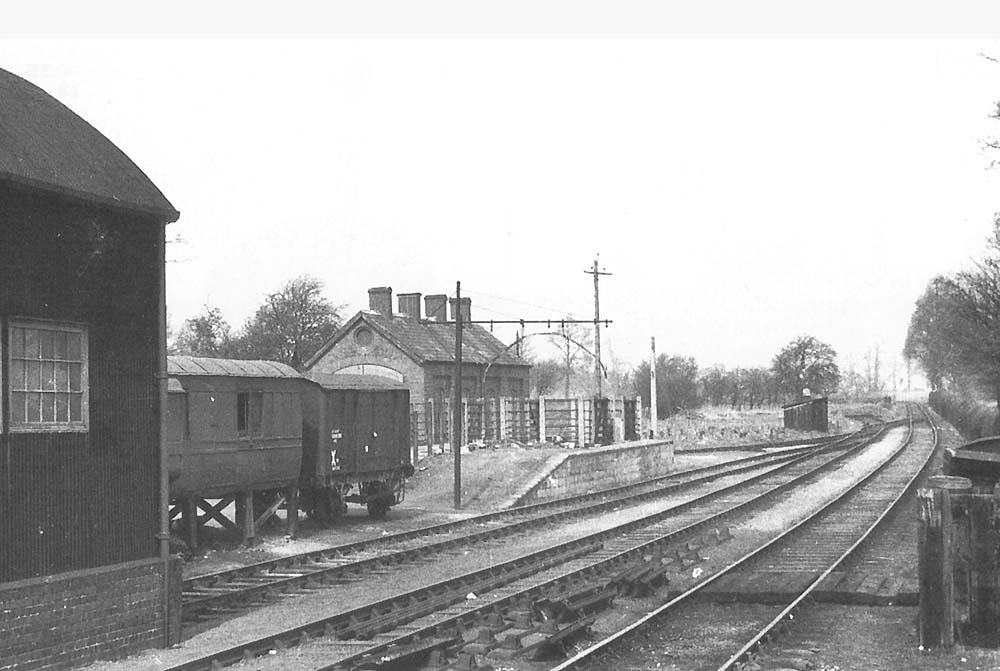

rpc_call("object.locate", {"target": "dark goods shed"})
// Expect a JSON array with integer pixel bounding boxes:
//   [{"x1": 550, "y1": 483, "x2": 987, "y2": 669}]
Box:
[
  {"x1": 0, "y1": 67, "x2": 180, "y2": 669},
  {"x1": 782, "y1": 396, "x2": 829, "y2": 432}
]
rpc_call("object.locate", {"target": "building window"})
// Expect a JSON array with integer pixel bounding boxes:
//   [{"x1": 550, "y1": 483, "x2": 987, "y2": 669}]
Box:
[
  {"x1": 354, "y1": 326, "x2": 374, "y2": 347},
  {"x1": 8, "y1": 320, "x2": 88, "y2": 432},
  {"x1": 237, "y1": 390, "x2": 263, "y2": 438}
]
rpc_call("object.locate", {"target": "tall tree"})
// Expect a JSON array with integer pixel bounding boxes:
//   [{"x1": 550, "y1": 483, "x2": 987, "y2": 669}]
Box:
[
  {"x1": 547, "y1": 319, "x2": 593, "y2": 397},
  {"x1": 903, "y1": 275, "x2": 967, "y2": 390},
  {"x1": 771, "y1": 335, "x2": 840, "y2": 400},
  {"x1": 530, "y1": 358, "x2": 563, "y2": 397},
  {"x1": 171, "y1": 305, "x2": 234, "y2": 357},
  {"x1": 235, "y1": 276, "x2": 342, "y2": 369},
  {"x1": 633, "y1": 354, "x2": 700, "y2": 417}
]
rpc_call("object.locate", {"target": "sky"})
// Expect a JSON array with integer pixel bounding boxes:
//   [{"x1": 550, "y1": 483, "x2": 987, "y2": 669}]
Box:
[{"x1": 3, "y1": 4, "x2": 1000, "y2": 390}]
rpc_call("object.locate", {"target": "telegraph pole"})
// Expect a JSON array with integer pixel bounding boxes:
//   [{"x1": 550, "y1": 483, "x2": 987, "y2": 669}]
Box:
[
  {"x1": 453, "y1": 280, "x2": 463, "y2": 509},
  {"x1": 650, "y1": 336, "x2": 657, "y2": 438},
  {"x1": 585, "y1": 258, "x2": 612, "y2": 398},
  {"x1": 425, "y1": 281, "x2": 612, "y2": 509}
]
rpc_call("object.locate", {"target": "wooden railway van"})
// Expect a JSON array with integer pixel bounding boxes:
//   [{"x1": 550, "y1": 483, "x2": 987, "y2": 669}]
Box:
[
  {"x1": 166, "y1": 356, "x2": 305, "y2": 546},
  {"x1": 302, "y1": 373, "x2": 414, "y2": 520}
]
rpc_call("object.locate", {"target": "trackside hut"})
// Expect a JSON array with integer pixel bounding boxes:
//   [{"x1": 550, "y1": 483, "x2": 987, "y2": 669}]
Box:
[{"x1": 0, "y1": 67, "x2": 180, "y2": 668}]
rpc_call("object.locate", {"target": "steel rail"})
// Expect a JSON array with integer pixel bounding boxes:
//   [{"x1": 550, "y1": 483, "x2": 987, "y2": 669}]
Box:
[
  {"x1": 181, "y1": 441, "x2": 843, "y2": 619},
  {"x1": 715, "y1": 404, "x2": 938, "y2": 671},
  {"x1": 549, "y1": 405, "x2": 935, "y2": 671},
  {"x1": 319, "y1": 423, "x2": 895, "y2": 671},
  {"x1": 162, "y1": 424, "x2": 889, "y2": 671}
]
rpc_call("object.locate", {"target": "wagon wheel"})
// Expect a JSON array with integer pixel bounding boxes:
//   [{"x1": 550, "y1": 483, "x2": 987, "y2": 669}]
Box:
[
  {"x1": 305, "y1": 487, "x2": 346, "y2": 527},
  {"x1": 366, "y1": 496, "x2": 391, "y2": 519}
]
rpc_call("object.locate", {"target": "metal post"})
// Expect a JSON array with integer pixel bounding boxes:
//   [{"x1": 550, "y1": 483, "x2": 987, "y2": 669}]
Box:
[
  {"x1": 156, "y1": 222, "x2": 171, "y2": 645},
  {"x1": 453, "y1": 281, "x2": 463, "y2": 509},
  {"x1": 593, "y1": 258, "x2": 602, "y2": 398},
  {"x1": 650, "y1": 336, "x2": 657, "y2": 439},
  {"x1": 585, "y1": 258, "x2": 611, "y2": 398}
]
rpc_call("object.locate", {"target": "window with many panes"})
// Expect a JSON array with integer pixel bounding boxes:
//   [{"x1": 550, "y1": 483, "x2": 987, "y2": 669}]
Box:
[{"x1": 7, "y1": 320, "x2": 89, "y2": 432}]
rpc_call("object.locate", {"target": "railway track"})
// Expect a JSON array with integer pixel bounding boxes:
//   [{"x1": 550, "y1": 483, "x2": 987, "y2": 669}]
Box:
[
  {"x1": 153, "y1": 421, "x2": 903, "y2": 671},
  {"x1": 552, "y1": 404, "x2": 938, "y2": 671},
  {"x1": 181, "y1": 437, "x2": 845, "y2": 625}
]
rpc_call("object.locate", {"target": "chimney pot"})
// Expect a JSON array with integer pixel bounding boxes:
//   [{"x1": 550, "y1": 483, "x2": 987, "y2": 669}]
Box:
[
  {"x1": 398, "y1": 292, "x2": 422, "y2": 319},
  {"x1": 424, "y1": 294, "x2": 448, "y2": 322},
  {"x1": 368, "y1": 286, "x2": 393, "y2": 316},
  {"x1": 449, "y1": 297, "x2": 471, "y2": 323}
]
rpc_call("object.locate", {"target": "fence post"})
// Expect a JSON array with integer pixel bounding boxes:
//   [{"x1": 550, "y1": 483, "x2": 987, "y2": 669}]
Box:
[
  {"x1": 463, "y1": 399, "x2": 469, "y2": 446},
  {"x1": 428, "y1": 399, "x2": 435, "y2": 451},
  {"x1": 967, "y1": 492, "x2": 1000, "y2": 636},
  {"x1": 918, "y1": 475, "x2": 972, "y2": 648},
  {"x1": 538, "y1": 396, "x2": 547, "y2": 444},
  {"x1": 411, "y1": 406, "x2": 419, "y2": 464},
  {"x1": 499, "y1": 397, "x2": 508, "y2": 443},
  {"x1": 576, "y1": 397, "x2": 586, "y2": 447}
]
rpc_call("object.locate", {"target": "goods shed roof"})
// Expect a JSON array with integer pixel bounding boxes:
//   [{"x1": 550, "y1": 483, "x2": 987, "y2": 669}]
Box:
[
  {"x1": 0, "y1": 67, "x2": 179, "y2": 222},
  {"x1": 168, "y1": 356, "x2": 302, "y2": 379}
]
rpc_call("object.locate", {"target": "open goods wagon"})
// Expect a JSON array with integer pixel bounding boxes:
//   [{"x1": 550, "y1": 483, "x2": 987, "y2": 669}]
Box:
[{"x1": 166, "y1": 356, "x2": 413, "y2": 547}]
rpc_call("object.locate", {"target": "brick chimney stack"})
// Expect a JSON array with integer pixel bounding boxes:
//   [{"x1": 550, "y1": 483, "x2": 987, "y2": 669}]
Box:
[
  {"x1": 449, "y1": 297, "x2": 471, "y2": 323},
  {"x1": 368, "y1": 286, "x2": 393, "y2": 316},
  {"x1": 424, "y1": 294, "x2": 447, "y2": 322},
  {"x1": 397, "y1": 292, "x2": 422, "y2": 319}
]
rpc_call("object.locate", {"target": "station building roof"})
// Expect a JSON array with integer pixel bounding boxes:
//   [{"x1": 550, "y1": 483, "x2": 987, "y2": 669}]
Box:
[{"x1": 305, "y1": 310, "x2": 531, "y2": 370}]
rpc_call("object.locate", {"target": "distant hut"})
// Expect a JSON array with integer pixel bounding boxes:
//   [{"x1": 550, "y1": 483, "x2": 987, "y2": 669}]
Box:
[{"x1": 783, "y1": 395, "x2": 829, "y2": 432}]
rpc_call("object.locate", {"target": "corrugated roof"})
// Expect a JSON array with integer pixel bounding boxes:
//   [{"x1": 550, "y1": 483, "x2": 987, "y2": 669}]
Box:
[
  {"x1": 305, "y1": 372, "x2": 409, "y2": 391},
  {"x1": 305, "y1": 311, "x2": 531, "y2": 369},
  {"x1": 167, "y1": 356, "x2": 302, "y2": 379},
  {"x1": 0, "y1": 67, "x2": 179, "y2": 221}
]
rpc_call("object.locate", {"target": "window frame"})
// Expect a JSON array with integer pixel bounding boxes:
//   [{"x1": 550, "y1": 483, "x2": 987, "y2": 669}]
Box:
[
  {"x1": 236, "y1": 389, "x2": 264, "y2": 439},
  {"x1": 6, "y1": 318, "x2": 89, "y2": 434}
]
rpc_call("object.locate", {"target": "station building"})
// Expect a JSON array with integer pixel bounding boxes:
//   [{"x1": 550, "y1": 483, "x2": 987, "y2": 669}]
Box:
[{"x1": 304, "y1": 286, "x2": 531, "y2": 406}]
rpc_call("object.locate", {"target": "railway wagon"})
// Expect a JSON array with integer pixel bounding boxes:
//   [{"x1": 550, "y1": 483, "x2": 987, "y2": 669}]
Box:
[
  {"x1": 166, "y1": 356, "x2": 305, "y2": 499},
  {"x1": 944, "y1": 436, "x2": 1000, "y2": 486},
  {"x1": 301, "y1": 372, "x2": 414, "y2": 521},
  {"x1": 167, "y1": 357, "x2": 414, "y2": 546}
]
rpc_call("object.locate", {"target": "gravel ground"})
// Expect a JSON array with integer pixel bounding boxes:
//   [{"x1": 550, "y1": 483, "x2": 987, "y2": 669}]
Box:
[{"x1": 71, "y1": 409, "x2": 995, "y2": 671}]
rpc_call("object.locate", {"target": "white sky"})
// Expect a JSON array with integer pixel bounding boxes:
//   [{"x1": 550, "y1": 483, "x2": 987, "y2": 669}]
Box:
[{"x1": 4, "y1": 4, "x2": 1000, "y2": 388}]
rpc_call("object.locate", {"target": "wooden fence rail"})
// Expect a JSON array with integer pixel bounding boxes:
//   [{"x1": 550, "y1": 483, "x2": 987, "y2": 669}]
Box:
[{"x1": 409, "y1": 396, "x2": 640, "y2": 456}]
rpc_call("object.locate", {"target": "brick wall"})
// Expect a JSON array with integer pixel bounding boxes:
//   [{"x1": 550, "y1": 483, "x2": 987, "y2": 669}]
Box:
[
  {"x1": 0, "y1": 557, "x2": 182, "y2": 671},
  {"x1": 510, "y1": 439, "x2": 675, "y2": 506}
]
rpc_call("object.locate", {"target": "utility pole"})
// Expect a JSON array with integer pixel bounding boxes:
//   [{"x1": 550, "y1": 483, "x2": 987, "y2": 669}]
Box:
[
  {"x1": 585, "y1": 257, "x2": 612, "y2": 398},
  {"x1": 453, "y1": 280, "x2": 463, "y2": 510},
  {"x1": 423, "y1": 281, "x2": 612, "y2": 510},
  {"x1": 650, "y1": 336, "x2": 657, "y2": 439}
]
